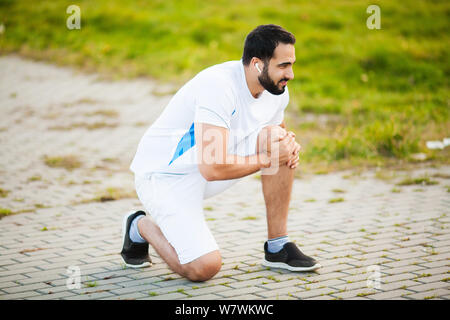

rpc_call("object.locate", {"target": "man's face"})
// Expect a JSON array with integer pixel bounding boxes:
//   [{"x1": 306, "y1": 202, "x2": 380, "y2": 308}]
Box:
[{"x1": 258, "y1": 43, "x2": 296, "y2": 95}]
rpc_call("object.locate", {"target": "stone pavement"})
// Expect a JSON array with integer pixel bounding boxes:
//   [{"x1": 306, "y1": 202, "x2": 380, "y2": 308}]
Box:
[{"x1": 0, "y1": 55, "x2": 449, "y2": 300}]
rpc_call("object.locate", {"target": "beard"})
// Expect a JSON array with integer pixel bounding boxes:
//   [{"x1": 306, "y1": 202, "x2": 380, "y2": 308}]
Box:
[{"x1": 258, "y1": 65, "x2": 288, "y2": 95}]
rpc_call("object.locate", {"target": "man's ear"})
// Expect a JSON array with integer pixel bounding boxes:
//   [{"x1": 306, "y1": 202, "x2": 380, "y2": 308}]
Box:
[{"x1": 251, "y1": 57, "x2": 263, "y2": 73}]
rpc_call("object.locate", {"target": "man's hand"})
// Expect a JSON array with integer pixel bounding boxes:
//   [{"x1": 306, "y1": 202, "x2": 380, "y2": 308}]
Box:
[
  {"x1": 285, "y1": 131, "x2": 301, "y2": 169},
  {"x1": 276, "y1": 131, "x2": 296, "y2": 167},
  {"x1": 259, "y1": 126, "x2": 301, "y2": 170}
]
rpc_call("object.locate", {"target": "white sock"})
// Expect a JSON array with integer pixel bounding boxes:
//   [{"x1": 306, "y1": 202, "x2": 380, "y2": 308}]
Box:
[
  {"x1": 267, "y1": 235, "x2": 289, "y2": 253},
  {"x1": 129, "y1": 215, "x2": 146, "y2": 243}
]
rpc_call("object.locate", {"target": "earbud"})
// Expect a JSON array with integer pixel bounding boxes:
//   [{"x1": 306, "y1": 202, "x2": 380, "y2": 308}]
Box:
[{"x1": 255, "y1": 63, "x2": 262, "y2": 74}]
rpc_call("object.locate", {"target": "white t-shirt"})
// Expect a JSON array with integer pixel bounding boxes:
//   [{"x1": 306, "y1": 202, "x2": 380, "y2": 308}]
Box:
[{"x1": 130, "y1": 60, "x2": 289, "y2": 176}]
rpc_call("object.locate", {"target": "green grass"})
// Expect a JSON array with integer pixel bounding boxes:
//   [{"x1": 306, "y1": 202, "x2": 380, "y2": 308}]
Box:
[
  {"x1": 329, "y1": 197, "x2": 345, "y2": 203},
  {"x1": 0, "y1": 188, "x2": 9, "y2": 198},
  {"x1": 27, "y1": 175, "x2": 42, "y2": 182},
  {"x1": 48, "y1": 121, "x2": 118, "y2": 131},
  {"x1": 241, "y1": 215, "x2": 259, "y2": 220},
  {"x1": 356, "y1": 292, "x2": 375, "y2": 297},
  {"x1": 89, "y1": 187, "x2": 136, "y2": 202},
  {"x1": 83, "y1": 110, "x2": 119, "y2": 118},
  {"x1": 267, "y1": 275, "x2": 280, "y2": 283},
  {"x1": 1, "y1": 0, "x2": 448, "y2": 170},
  {"x1": 396, "y1": 176, "x2": 439, "y2": 186},
  {"x1": 84, "y1": 281, "x2": 98, "y2": 288},
  {"x1": 416, "y1": 273, "x2": 432, "y2": 278},
  {"x1": 43, "y1": 155, "x2": 82, "y2": 170},
  {"x1": 0, "y1": 207, "x2": 12, "y2": 218}
]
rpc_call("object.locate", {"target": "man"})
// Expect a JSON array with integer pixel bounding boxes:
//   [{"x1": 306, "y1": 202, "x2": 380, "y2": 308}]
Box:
[{"x1": 121, "y1": 24, "x2": 321, "y2": 282}]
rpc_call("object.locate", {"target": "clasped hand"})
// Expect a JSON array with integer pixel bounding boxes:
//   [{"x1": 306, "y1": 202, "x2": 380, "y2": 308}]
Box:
[{"x1": 264, "y1": 126, "x2": 301, "y2": 169}]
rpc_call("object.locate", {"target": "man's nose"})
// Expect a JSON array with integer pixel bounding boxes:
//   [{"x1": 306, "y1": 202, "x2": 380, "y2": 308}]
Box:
[{"x1": 286, "y1": 68, "x2": 294, "y2": 80}]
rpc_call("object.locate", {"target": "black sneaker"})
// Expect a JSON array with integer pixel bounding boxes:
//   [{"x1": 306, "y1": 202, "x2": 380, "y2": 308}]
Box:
[
  {"x1": 120, "y1": 211, "x2": 152, "y2": 268},
  {"x1": 262, "y1": 241, "x2": 321, "y2": 272}
]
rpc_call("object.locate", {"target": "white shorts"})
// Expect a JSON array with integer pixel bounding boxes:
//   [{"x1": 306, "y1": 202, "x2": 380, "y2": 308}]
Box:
[
  {"x1": 134, "y1": 127, "x2": 263, "y2": 264},
  {"x1": 133, "y1": 125, "x2": 268, "y2": 264},
  {"x1": 135, "y1": 172, "x2": 241, "y2": 264}
]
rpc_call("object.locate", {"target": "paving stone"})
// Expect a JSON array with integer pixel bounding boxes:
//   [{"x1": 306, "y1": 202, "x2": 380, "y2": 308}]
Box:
[
  {"x1": 0, "y1": 290, "x2": 42, "y2": 300},
  {"x1": 109, "y1": 283, "x2": 160, "y2": 295},
  {"x1": 247, "y1": 286, "x2": 295, "y2": 299},
  {"x1": 293, "y1": 287, "x2": 336, "y2": 299},
  {"x1": 377, "y1": 280, "x2": 418, "y2": 291},
  {"x1": 331, "y1": 287, "x2": 380, "y2": 299},
  {"x1": 384, "y1": 264, "x2": 426, "y2": 275},
  {"x1": 28, "y1": 291, "x2": 78, "y2": 300},
  {"x1": 224, "y1": 293, "x2": 269, "y2": 300},
  {"x1": 367, "y1": 289, "x2": 413, "y2": 300},
  {"x1": 226, "y1": 278, "x2": 265, "y2": 289},
  {"x1": 185, "y1": 284, "x2": 233, "y2": 297},
  {"x1": 332, "y1": 280, "x2": 371, "y2": 292},
  {"x1": 218, "y1": 286, "x2": 265, "y2": 298},
  {"x1": 66, "y1": 291, "x2": 116, "y2": 300},
  {"x1": 411, "y1": 273, "x2": 448, "y2": 284},
  {"x1": 185, "y1": 294, "x2": 224, "y2": 300},
  {"x1": 138, "y1": 292, "x2": 187, "y2": 300},
  {"x1": 304, "y1": 295, "x2": 336, "y2": 300},
  {"x1": 405, "y1": 288, "x2": 450, "y2": 300},
  {"x1": 407, "y1": 280, "x2": 449, "y2": 292},
  {"x1": 258, "y1": 279, "x2": 300, "y2": 290},
  {"x1": 382, "y1": 258, "x2": 428, "y2": 269},
  {"x1": 2, "y1": 282, "x2": 52, "y2": 294},
  {"x1": 309, "y1": 271, "x2": 350, "y2": 282},
  {"x1": 0, "y1": 274, "x2": 28, "y2": 284},
  {"x1": 101, "y1": 292, "x2": 149, "y2": 300},
  {"x1": 417, "y1": 266, "x2": 449, "y2": 276},
  {"x1": 381, "y1": 273, "x2": 418, "y2": 284},
  {"x1": 17, "y1": 274, "x2": 67, "y2": 285}
]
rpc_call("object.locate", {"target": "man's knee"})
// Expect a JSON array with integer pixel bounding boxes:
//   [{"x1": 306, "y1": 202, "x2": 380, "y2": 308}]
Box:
[
  {"x1": 182, "y1": 250, "x2": 222, "y2": 282},
  {"x1": 257, "y1": 125, "x2": 286, "y2": 154}
]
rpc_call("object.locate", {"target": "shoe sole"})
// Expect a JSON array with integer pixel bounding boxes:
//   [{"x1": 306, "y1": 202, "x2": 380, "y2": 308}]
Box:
[
  {"x1": 262, "y1": 259, "x2": 322, "y2": 272},
  {"x1": 121, "y1": 211, "x2": 152, "y2": 268}
]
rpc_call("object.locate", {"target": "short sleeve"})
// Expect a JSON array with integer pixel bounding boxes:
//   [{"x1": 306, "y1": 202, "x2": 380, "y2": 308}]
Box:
[{"x1": 193, "y1": 76, "x2": 235, "y2": 129}]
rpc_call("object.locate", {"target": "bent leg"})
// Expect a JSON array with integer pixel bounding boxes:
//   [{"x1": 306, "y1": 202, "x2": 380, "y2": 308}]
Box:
[
  {"x1": 138, "y1": 217, "x2": 221, "y2": 282},
  {"x1": 135, "y1": 172, "x2": 222, "y2": 282},
  {"x1": 261, "y1": 164, "x2": 295, "y2": 238},
  {"x1": 257, "y1": 126, "x2": 295, "y2": 239}
]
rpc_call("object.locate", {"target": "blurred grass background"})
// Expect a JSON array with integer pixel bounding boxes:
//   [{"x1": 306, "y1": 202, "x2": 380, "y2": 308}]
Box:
[{"x1": 0, "y1": 0, "x2": 448, "y2": 172}]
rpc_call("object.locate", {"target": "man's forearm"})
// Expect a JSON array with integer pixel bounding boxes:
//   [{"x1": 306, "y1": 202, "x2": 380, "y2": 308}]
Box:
[{"x1": 200, "y1": 153, "x2": 270, "y2": 181}]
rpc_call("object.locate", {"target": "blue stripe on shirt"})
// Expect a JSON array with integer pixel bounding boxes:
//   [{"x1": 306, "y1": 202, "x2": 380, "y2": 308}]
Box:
[{"x1": 168, "y1": 122, "x2": 196, "y2": 165}]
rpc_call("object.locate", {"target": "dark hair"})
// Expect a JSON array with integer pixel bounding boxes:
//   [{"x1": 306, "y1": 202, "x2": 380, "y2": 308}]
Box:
[{"x1": 242, "y1": 24, "x2": 296, "y2": 66}]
